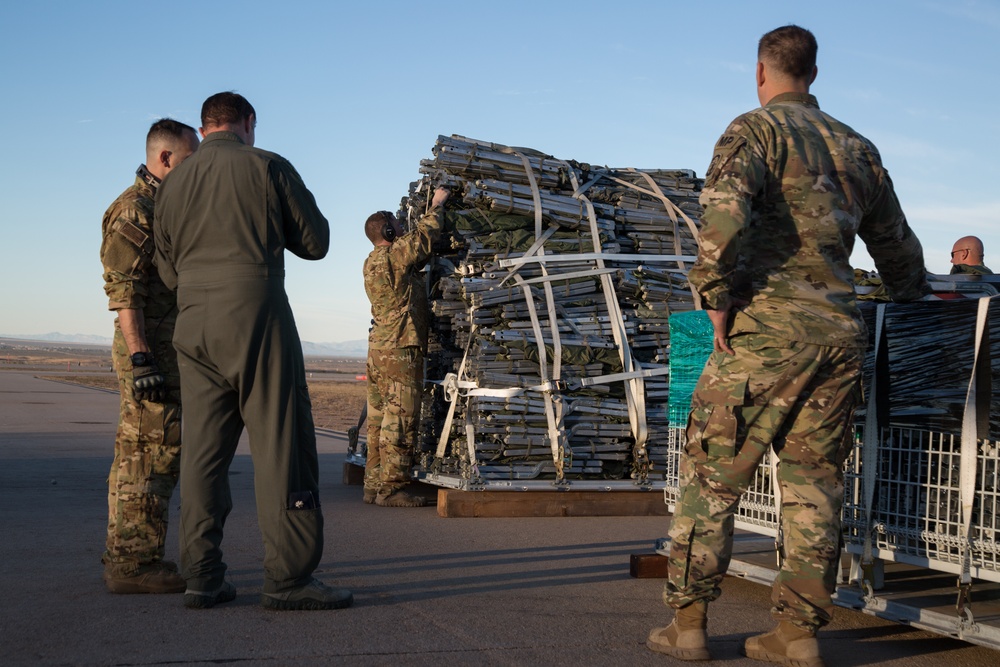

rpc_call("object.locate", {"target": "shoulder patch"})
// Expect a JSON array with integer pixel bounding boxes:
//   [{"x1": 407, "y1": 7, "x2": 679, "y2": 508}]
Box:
[
  {"x1": 112, "y1": 217, "x2": 152, "y2": 254},
  {"x1": 705, "y1": 134, "x2": 748, "y2": 189}
]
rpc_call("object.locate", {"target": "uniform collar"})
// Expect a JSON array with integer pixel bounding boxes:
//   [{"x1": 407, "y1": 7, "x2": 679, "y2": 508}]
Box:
[
  {"x1": 765, "y1": 92, "x2": 819, "y2": 108},
  {"x1": 202, "y1": 130, "x2": 246, "y2": 146},
  {"x1": 135, "y1": 164, "x2": 161, "y2": 195}
]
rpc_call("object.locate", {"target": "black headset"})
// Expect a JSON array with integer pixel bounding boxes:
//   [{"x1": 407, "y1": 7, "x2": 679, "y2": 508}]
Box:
[{"x1": 379, "y1": 211, "x2": 397, "y2": 243}]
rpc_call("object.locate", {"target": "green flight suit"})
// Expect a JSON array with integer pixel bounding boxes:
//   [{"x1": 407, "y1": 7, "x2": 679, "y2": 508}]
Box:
[
  {"x1": 154, "y1": 131, "x2": 329, "y2": 594},
  {"x1": 950, "y1": 263, "x2": 993, "y2": 276}
]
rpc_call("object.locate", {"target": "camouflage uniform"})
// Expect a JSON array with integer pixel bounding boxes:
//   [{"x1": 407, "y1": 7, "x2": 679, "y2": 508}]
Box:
[
  {"x1": 363, "y1": 208, "x2": 444, "y2": 495},
  {"x1": 664, "y1": 92, "x2": 929, "y2": 630},
  {"x1": 99, "y1": 166, "x2": 181, "y2": 576}
]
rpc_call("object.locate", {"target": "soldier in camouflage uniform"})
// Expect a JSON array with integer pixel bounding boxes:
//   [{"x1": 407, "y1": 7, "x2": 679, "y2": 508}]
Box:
[
  {"x1": 646, "y1": 26, "x2": 930, "y2": 665},
  {"x1": 363, "y1": 187, "x2": 449, "y2": 507},
  {"x1": 100, "y1": 119, "x2": 199, "y2": 594},
  {"x1": 949, "y1": 236, "x2": 993, "y2": 275}
]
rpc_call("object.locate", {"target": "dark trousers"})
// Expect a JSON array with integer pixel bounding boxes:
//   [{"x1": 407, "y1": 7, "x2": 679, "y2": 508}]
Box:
[{"x1": 174, "y1": 278, "x2": 323, "y2": 593}]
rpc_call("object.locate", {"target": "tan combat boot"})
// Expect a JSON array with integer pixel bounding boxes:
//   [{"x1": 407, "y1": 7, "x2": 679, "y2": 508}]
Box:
[
  {"x1": 104, "y1": 561, "x2": 185, "y2": 594},
  {"x1": 743, "y1": 621, "x2": 824, "y2": 667},
  {"x1": 646, "y1": 599, "x2": 711, "y2": 660},
  {"x1": 375, "y1": 487, "x2": 428, "y2": 507}
]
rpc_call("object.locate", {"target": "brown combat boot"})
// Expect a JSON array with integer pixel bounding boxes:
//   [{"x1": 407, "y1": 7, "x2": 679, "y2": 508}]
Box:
[
  {"x1": 646, "y1": 599, "x2": 711, "y2": 660},
  {"x1": 104, "y1": 561, "x2": 185, "y2": 594},
  {"x1": 363, "y1": 488, "x2": 377, "y2": 504},
  {"x1": 375, "y1": 488, "x2": 428, "y2": 507},
  {"x1": 743, "y1": 621, "x2": 824, "y2": 667}
]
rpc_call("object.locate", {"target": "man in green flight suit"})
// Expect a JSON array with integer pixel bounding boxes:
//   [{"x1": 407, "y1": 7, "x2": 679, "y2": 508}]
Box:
[
  {"x1": 154, "y1": 92, "x2": 351, "y2": 611},
  {"x1": 363, "y1": 187, "x2": 449, "y2": 507},
  {"x1": 100, "y1": 118, "x2": 199, "y2": 594},
  {"x1": 646, "y1": 26, "x2": 929, "y2": 665}
]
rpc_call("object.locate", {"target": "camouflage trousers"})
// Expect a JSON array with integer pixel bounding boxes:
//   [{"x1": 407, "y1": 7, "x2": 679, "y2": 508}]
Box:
[
  {"x1": 103, "y1": 322, "x2": 181, "y2": 576},
  {"x1": 365, "y1": 347, "x2": 423, "y2": 493},
  {"x1": 664, "y1": 333, "x2": 862, "y2": 630}
]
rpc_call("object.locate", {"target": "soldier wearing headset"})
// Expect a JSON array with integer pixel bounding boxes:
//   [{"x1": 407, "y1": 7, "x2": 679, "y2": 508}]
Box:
[{"x1": 362, "y1": 187, "x2": 450, "y2": 507}]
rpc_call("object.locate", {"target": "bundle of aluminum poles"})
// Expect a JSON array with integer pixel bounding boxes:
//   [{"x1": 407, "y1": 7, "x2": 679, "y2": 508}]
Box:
[{"x1": 405, "y1": 135, "x2": 703, "y2": 488}]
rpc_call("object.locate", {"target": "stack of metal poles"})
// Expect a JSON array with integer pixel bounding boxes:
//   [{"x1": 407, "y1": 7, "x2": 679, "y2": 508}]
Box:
[{"x1": 408, "y1": 135, "x2": 703, "y2": 488}]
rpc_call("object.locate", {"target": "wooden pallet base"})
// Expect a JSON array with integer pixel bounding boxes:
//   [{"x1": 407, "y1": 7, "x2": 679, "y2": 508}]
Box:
[
  {"x1": 436, "y1": 489, "x2": 672, "y2": 518},
  {"x1": 629, "y1": 553, "x2": 671, "y2": 578},
  {"x1": 342, "y1": 462, "x2": 365, "y2": 486}
]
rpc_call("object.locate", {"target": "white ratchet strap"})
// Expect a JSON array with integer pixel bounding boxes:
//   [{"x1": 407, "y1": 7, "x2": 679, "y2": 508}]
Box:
[
  {"x1": 435, "y1": 321, "x2": 476, "y2": 459},
  {"x1": 498, "y1": 226, "x2": 559, "y2": 286},
  {"x1": 563, "y1": 165, "x2": 649, "y2": 451},
  {"x1": 499, "y1": 252, "x2": 696, "y2": 267},
  {"x1": 510, "y1": 149, "x2": 565, "y2": 475},
  {"x1": 959, "y1": 296, "x2": 992, "y2": 587},
  {"x1": 435, "y1": 364, "x2": 668, "y2": 398}
]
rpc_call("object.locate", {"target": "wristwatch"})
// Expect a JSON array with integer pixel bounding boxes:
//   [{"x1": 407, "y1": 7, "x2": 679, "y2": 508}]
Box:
[{"x1": 130, "y1": 352, "x2": 153, "y2": 367}]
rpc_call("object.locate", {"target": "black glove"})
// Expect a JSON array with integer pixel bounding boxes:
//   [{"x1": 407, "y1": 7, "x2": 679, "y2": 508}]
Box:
[{"x1": 131, "y1": 355, "x2": 166, "y2": 403}]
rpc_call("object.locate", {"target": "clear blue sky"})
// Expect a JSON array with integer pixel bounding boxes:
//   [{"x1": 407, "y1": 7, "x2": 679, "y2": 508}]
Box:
[{"x1": 1, "y1": 1, "x2": 998, "y2": 344}]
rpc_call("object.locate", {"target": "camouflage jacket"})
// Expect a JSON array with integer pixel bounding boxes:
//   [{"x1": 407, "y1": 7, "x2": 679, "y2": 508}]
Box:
[
  {"x1": 690, "y1": 92, "x2": 929, "y2": 348},
  {"x1": 950, "y1": 263, "x2": 993, "y2": 276},
  {"x1": 100, "y1": 167, "x2": 177, "y2": 322},
  {"x1": 364, "y1": 208, "x2": 444, "y2": 350}
]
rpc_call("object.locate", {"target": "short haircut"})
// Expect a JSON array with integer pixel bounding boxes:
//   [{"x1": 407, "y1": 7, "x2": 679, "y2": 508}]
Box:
[
  {"x1": 365, "y1": 211, "x2": 393, "y2": 245},
  {"x1": 201, "y1": 91, "x2": 256, "y2": 128},
  {"x1": 758, "y1": 25, "x2": 817, "y2": 80},
  {"x1": 146, "y1": 118, "x2": 196, "y2": 150}
]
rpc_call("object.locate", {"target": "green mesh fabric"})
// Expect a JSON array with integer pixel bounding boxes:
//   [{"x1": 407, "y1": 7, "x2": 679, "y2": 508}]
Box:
[{"x1": 668, "y1": 310, "x2": 714, "y2": 427}]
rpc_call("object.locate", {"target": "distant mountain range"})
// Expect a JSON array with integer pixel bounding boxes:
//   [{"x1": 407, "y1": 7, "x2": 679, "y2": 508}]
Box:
[
  {"x1": 1, "y1": 333, "x2": 367, "y2": 359},
  {"x1": 300, "y1": 340, "x2": 367, "y2": 359}
]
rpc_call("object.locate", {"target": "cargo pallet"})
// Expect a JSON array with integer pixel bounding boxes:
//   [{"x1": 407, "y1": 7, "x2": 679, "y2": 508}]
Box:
[
  {"x1": 643, "y1": 531, "x2": 1000, "y2": 651},
  {"x1": 347, "y1": 283, "x2": 1000, "y2": 649}
]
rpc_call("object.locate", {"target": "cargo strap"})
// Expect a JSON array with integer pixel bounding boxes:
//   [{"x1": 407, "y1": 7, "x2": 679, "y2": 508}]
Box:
[
  {"x1": 437, "y1": 365, "x2": 670, "y2": 397},
  {"x1": 562, "y1": 166, "x2": 649, "y2": 458},
  {"x1": 435, "y1": 322, "x2": 477, "y2": 463},
  {"x1": 499, "y1": 252, "x2": 696, "y2": 267},
  {"x1": 957, "y1": 295, "x2": 992, "y2": 614},
  {"x1": 770, "y1": 450, "x2": 783, "y2": 568},
  {"x1": 860, "y1": 303, "x2": 888, "y2": 584},
  {"x1": 509, "y1": 148, "x2": 567, "y2": 478},
  {"x1": 512, "y1": 271, "x2": 565, "y2": 477}
]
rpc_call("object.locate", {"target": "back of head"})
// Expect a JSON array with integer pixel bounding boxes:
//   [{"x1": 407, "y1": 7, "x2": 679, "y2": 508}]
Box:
[
  {"x1": 146, "y1": 118, "x2": 197, "y2": 153},
  {"x1": 365, "y1": 211, "x2": 393, "y2": 245},
  {"x1": 758, "y1": 25, "x2": 817, "y2": 79},
  {"x1": 201, "y1": 91, "x2": 256, "y2": 129},
  {"x1": 952, "y1": 235, "x2": 986, "y2": 264}
]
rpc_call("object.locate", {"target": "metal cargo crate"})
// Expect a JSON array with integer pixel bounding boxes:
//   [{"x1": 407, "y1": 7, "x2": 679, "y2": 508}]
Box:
[
  {"x1": 843, "y1": 426, "x2": 1000, "y2": 583},
  {"x1": 662, "y1": 426, "x2": 780, "y2": 537}
]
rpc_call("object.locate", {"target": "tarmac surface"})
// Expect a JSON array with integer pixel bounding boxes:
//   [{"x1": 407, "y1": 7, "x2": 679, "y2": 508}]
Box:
[{"x1": 1, "y1": 370, "x2": 998, "y2": 666}]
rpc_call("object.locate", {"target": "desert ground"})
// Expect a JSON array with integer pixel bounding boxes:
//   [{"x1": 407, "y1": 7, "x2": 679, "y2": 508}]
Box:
[{"x1": 0, "y1": 338, "x2": 367, "y2": 431}]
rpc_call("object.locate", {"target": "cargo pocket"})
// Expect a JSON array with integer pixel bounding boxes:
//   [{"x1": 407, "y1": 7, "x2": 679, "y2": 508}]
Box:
[
  {"x1": 273, "y1": 493, "x2": 324, "y2": 588},
  {"x1": 686, "y1": 376, "x2": 749, "y2": 462}
]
